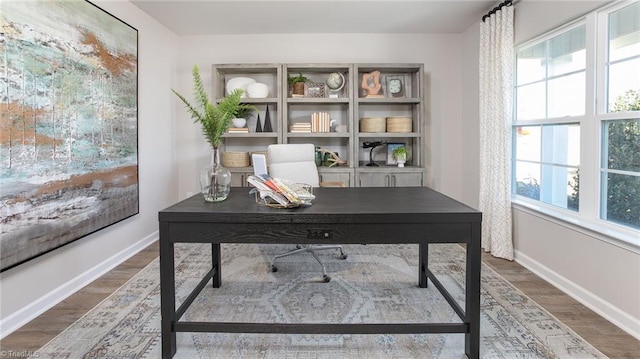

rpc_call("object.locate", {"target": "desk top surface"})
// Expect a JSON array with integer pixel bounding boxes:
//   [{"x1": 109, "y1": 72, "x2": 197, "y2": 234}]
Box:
[{"x1": 159, "y1": 187, "x2": 481, "y2": 224}]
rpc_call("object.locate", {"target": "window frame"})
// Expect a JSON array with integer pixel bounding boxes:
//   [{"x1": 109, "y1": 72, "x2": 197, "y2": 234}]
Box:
[{"x1": 512, "y1": 1, "x2": 640, "y2": 250}]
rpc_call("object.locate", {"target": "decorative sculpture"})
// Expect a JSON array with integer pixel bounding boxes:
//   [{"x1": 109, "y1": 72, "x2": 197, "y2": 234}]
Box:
[
  {"x1": 255, "y1": 113, "x2": 263, "y2": 132},
  {"x1": 318, "y1": 148, "x2": 347, "y2": 167},
  {"x1": 361, "y1": 71, "x2": 383, "y2": 98},
  {"x1": 264, "y1": 106, "x2": 273, "y2": 132},
  {"x1": 362, "y1": 141, "x2": 384, "y2": 167}
]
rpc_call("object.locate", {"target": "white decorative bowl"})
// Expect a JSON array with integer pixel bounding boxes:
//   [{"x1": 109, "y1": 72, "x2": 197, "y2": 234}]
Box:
[
  {"x1": 226, "y1": 77, "x2": 256, "y2": 97},
  {"x1": 232, "y1": 118, "x2": 246, "y2": 128},
  {"x1": 246, "y1": 82, "x2": 269, "y2": 98}
]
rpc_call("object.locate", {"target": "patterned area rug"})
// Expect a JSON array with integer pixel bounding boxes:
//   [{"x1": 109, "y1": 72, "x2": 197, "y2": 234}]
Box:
[{"x1": 35, "y1": 243, "x2": 605, "y2": 358}]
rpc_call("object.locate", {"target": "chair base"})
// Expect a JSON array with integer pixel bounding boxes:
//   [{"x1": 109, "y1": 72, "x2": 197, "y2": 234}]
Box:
[{"x1": 271, "y1": 245, "x2": 347, "y2": 282}]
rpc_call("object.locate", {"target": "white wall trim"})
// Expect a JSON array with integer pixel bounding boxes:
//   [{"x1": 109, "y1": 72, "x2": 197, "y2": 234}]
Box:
[
  {"x1": 514, "y1": 249, "x2": 640, "y2": 340},
  {"x1": 0, "y1": 232, "x2": 158, "y2": 340}
]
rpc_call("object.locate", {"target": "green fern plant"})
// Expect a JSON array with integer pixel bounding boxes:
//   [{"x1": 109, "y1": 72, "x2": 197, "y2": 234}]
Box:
[{"x1": 172, "y1": 65, "x2": 256, "y2": 148}]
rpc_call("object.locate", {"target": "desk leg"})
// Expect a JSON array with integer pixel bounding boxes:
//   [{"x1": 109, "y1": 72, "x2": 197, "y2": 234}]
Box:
[
  {"x1": 159, "y1": 223, "x2": 177, "y2": 358},
  {"x1": 419, "y1": 242, "x2": 428, "y2": 288},
  {"x1": 465, "y1": 222, "x2": 481, "y2": 359},
  {"x1": 212, "y1": 243, "x2": 221, "y2": 288}
]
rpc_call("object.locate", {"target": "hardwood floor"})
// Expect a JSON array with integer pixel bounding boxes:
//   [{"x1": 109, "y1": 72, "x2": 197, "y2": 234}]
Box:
[{"x1": 1, "y1": 242, "x2": 638, "y2": 358}]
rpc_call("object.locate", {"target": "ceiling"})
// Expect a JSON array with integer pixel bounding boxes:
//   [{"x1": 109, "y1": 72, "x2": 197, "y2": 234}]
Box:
[{"x1": 130, "y1": 0, "x2": 498, "y2": 35}]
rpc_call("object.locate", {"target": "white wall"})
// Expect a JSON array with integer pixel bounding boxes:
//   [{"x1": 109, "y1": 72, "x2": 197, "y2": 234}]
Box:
[
  {"x1": 468, "y1": 0, "x2": 640, "y2": 339},
  {"x1": 172, "y1": 33, "x2": 467, "y2": 202},
  {"x1": 0, "y1": 0, "x2": 179, "y2": 337},
  {"x1": 461, "y1": 22, "x2": 481, "y2": 209}
]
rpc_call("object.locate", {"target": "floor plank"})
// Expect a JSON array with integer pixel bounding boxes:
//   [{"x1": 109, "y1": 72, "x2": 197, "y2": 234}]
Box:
[{"x1": 1, "y1": 242, "x2": 638, "y2": 358}]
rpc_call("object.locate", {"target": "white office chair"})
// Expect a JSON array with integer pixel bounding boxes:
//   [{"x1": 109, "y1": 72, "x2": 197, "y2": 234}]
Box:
[{"x1": 267, "y1": 143, "x2": 347, "y2": 282}]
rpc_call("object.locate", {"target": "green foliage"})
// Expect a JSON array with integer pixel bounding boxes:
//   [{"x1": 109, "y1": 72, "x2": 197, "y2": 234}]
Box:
[
  {"x1": 172, "y1": 65, "x2": 256, "y2": 148},
  {"x1": 288, "y1": 72, "x2": 310, "y2": 85},
  {"x1": 610, "y1": 89, "x2": 640, "y2": 112},
  {"x1": 567, "y1": 169, "x2": 579, "y2": 211},
  {"x1": 567, "y1": 90, "x2": 639, "y2": 227},
  {"x1": 392, "y1": 146, "x2": 408, "y2": 159},
  {"x1": 605, "y1": 89, "x2": 640, "y2": 228}
]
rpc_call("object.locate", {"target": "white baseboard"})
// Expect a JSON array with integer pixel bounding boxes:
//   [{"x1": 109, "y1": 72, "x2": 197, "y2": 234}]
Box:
[
  {"x1": 514, "y1": 249, "x2": 640, "y2": 340},
  {"x1": 0, "y1": 232, "x2": 158, "y2": 340}
]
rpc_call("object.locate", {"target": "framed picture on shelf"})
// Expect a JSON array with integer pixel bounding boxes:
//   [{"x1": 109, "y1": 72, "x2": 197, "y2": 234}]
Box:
[
  {"x1": 385, "y1": 75, "x2": 404, "y2": 97},
  {"x1": 305, "y1": 82, "x2": 325, "y2": 98},
  {"x1": 386, "y1": 143, "x2": 406, "y2": 165}
]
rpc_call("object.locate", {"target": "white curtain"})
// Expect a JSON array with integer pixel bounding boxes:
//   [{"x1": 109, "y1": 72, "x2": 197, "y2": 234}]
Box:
[{"x1": 479, "y1": 4, "x2": 514, "y2": 260}]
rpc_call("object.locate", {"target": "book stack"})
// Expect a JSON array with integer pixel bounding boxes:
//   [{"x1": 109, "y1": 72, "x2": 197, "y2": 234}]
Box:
[
  {"x1": 247, "y1": 175, "x2": 315, "y2": 207},
  {"x1": 311, "y1": 112, "x2": 331, "y2": 133},
  {"x1": 228, "y1": 127, "x2": 249, "y2": 133},
  {"x1": 289, "y1": 122, "x2": 312, "y2": 133}
]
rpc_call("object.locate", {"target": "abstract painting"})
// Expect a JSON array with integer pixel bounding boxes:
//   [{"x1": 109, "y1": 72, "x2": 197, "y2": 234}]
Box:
[{"x1": 0, "y1": 1, "x2": 138, "y2": 271}]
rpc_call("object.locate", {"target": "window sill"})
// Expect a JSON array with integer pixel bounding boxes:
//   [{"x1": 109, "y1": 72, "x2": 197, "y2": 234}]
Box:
[{"x1": 511, "y1": 199, "x2": 640, "y2": 254}]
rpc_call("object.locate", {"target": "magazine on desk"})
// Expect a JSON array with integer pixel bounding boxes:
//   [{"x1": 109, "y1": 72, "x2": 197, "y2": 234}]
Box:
[{"x1": 247, "y1": 175, "x2": 315, "y2": 207}]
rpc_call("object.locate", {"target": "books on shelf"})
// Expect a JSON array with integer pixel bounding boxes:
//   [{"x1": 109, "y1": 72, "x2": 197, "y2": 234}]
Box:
[
  {"x1": 289, "y1": 122, "x2": 312, "y2": 133},
  {"x1": 289, "y1": 112, "x2": 332, "y2": 133},
  {"x1": 228, "y1": 127, "x2": 249, "y2": 133},
  {"x1": 311, "y1": 112, "x2": 331, "y2": 133},
  {"x1": 247, "y1": 175, "x2": 315, "y2": 207}
]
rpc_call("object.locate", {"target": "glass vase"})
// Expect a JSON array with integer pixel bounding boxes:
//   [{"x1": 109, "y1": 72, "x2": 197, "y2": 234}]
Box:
[{"x1": 200, "y1": 147, "x2": 231, "y2": 202}]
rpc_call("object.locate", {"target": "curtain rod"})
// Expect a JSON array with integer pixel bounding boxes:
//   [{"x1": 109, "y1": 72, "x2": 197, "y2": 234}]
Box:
[{"x1": 482, "y1": 0, "x2": 513, "y2": 22}]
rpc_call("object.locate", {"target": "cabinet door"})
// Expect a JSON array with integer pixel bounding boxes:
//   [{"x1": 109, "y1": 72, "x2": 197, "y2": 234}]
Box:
[
  {"x1": 389, "y1": 172, "x2": 423, "y2": 187},
  {"x1": 357, "y1": 172, "x2": 422, "y2": 187},
  {"x1": 357, "y1": 173, "x2": 390, "y2": 187},
  {"x1": 230, "y1": 171, "x2": 253, "y2": 187}
]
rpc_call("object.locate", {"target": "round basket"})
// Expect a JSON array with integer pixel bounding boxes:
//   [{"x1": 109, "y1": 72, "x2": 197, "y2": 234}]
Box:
[
  {"x1": 360, "y1": 117, "x2": 386, "y2": 133},
  {"x1": 222, "y1": 151, "x2": 250, "y2": 167},
  {"x1": 386, "y1": 116, "x2": 412, "y2": 133}
]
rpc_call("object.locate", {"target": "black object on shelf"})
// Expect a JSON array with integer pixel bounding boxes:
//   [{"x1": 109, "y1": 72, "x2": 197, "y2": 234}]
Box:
[
  {"x1": 255, "y1": 113, "x2": 263, "y2": 132},
  {"x1": 264, "y1": 106, "x2": 273, "y2": 132},
  {"x1": 362, "y1": 141, "x2": 384, "y2": 167}
]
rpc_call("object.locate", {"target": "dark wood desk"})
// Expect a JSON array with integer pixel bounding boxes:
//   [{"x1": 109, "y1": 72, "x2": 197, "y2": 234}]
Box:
[{"x1": 159, "y1": 187, "x2": 482, "y2": 358}]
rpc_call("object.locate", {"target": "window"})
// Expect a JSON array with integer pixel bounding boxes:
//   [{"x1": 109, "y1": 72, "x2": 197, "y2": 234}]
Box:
[
  {"x1": 513, "y1": 2, "x2": 640, "y2": 243},
  {"x1": 514, "y1": 24, "x2": 585, "y2": 212},
  {"x1": 600, "y1": 3, "x2": 640, "y2": 230}
]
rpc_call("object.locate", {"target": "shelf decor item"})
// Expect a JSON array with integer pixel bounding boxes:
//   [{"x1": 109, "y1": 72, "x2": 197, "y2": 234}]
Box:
[
  {"x1": 386, "y1": 116, "x2": 412, "y2": 133},
  {"x1": 361, "y1": 70, "x2": 383, "y2": 98},
  {"x1": 222, "y1": 151, "x2": 250, "y2": 168},
  {"x1": 255, "y1": 113, "x2": 263, "y2": 132},
  {"x1": 360, "y1": 117, "x2": 386, "y2": 133},
  {"x1": 225, "y1": 77, "x2": 255, "y2": 97},
  {"x1": 263, "y1": 106, "x2": 273, "y2": 132},
  {"x1": 385, "y1": 75, "x2": 404, "y2": 97},
  {"x1": 388, "y1": 143, "x2": 407, "y2": 167},
  {"x1": 246, "y1": 82, "x2": 269, "y2": 98},
  {"x1": 306, "y1": 82, "x2": 325, "y2": 98},
  {"x1": 363, "y1": 141, "x2": 385, "y2": 167},
  {"x1": 326, "y1": 72, "x2": 345, "y2": 98},
  {"x1": 232, "y1": 117, "x2": 246, "y2": 128},
  {"x1": 172, "y1": 65, "x2": 256, "y2": 202},
  {"x1": 288, "y1": 72, "x2": 310, "y2": 97}
]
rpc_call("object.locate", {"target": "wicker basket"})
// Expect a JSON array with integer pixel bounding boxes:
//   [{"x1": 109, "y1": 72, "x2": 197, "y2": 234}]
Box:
[
  {"x1": 386, "y1": 116, "x2": 412, "y2": 133},
  {"x1": 222, "y1": 151, "x2": 250, "y2": 167},
  {"x1": 360, "y1": 117, "x2": 386, "y2": 133}
]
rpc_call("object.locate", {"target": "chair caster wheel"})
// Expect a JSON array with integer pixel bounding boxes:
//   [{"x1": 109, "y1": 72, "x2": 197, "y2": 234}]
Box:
[
  {"x1": 340, "y1": 254, "x2": 348, "y2": 260},
  {"x1": 323, "y1": 275, "x2": 331, "y2": 283},
  {"x1": 271, "y1": 265, "x2": 278, "y2": 272}
]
